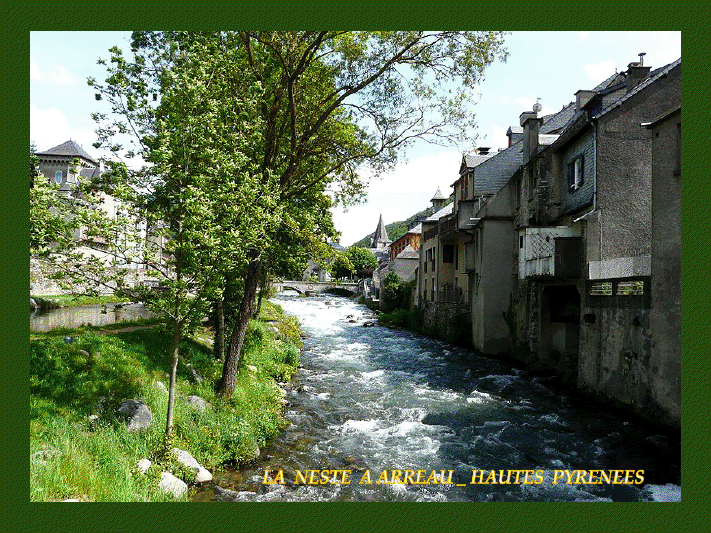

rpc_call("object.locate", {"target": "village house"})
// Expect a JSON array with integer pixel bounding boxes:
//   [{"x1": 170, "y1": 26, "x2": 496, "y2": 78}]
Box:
[
  {"x1": 34, "y1": 140, "x2": 117, "y2": 258},
  {"x1": 510, "y1": 56, "x2": 680, "y2": 424},
  {"x1": 462, "y1": 103, "x2": 578, "y2": 355},
  {"x1": 32, "y1": 139, "x2": 168, "y2": 293},
  {"x1": 646, "y1": 104, "x2": 681, "y2": 423},
  {"x1": 389, "y1": 223, "x2": 422, "y2": 262}
]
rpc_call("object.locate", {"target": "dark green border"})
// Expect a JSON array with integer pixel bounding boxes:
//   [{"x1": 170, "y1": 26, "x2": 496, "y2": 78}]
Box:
[{"x1": 4, "y1": 2, "x2": 709, "y2": 532}]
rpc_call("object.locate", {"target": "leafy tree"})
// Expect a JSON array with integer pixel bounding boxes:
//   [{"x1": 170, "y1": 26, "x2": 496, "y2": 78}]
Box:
[
  {"x1": 346, "y1": 246, "x2": 378, "y2": 278},
  {"x1": 207, "y1": 31, "x2": 508, "y2": 397},
  {"x1": 330, "y1": 251, "x2": 355, "y2": 280},
  {"x1": 87, "y1": 31, "x2": 507, "y2": 400},
  {"x1": 79, "y1": 33, "x2": 277, "y2": 441}
]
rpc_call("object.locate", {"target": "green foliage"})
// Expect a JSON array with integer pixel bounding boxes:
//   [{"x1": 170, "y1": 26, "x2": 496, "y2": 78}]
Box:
[
  {"x1": 330, "y1": 251, "x2": 355, "y2": 280},
  {"x1": 30, "y1": 302, "x2": 302, "y2": 501},
  {"x1": 345, "y1": 246, "x2": 378, "y2": 277},
  {"x1": 381, "y1": 273, "x2": 415, "y2": 313}
]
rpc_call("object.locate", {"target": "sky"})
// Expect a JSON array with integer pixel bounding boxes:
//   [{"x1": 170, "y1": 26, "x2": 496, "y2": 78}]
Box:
[{"x1": 30, "y1": 31, "x2": 681, "y2": 246}]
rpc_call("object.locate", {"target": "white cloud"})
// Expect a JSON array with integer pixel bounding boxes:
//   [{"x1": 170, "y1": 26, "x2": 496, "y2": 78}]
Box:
[
  {"x1": 30, "y1": 105, "x2": 96, "y2": 157},
  {"x1": 51, "y1": 64, "x2": 79, "y2": 86},
  {"x1": 31, "y1": 63, "x2": 80, "y2": 86},
  {"x1": 367, "y1": 149, "x2": 461, "y2": 197},
  {"x1": 30, "y1": 61, "x2": 42, "y2": 80},
  {"x1": 331, "y1": 149, "x2": 464, "y2": 245},
  {"x1": 584, "y1": 60, "x2": 616, "y2": 83}
]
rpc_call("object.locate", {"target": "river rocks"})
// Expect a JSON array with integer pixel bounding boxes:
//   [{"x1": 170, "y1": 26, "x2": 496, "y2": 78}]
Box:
[
  {"x1": 117, "y1": 400, "x2": 152, "y2": 431},
  {"x1": 136, "y1": 458, "x2": 152, "y2": 475},
  {"x1": 362, "y1": 321, "x2": 376, "y2": 327},
  {"x1": 158, "y1": 472, "x2": 188, "y2": 498},
  {"x1": 173, "y1": 448, "x2": 213, "y2": 483},
  {"x1": 30, "y1": 298, "x2": 37, "y2": 311},
  {"x1": 32, "y1": 448, "x2": 61, "y2": 462},
  {"x1": 186, "y1": 395, "x2": 211, "y2": 411}
]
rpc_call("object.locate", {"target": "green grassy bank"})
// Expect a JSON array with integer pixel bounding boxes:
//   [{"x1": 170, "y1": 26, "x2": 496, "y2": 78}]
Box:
[{"x1": 30, "y1": 301, "x2": 301, "y2": 502}]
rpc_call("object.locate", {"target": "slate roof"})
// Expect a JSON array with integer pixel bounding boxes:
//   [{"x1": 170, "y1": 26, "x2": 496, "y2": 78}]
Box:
[
  {"x1": 395, "y1": 244, "x2": 419, "y2": 260},
  {"x1": 468, "y1": 140, "x2": 524, "y2": 195},
  {"x1": 371, "y1": 213, "x2": 390, "y2": 246},
  {"x1": 408, "y1": 223, "x2": 422, "y2": 235},
  {"x1": 593, "y1": 58, "x2": 680, "y2": 120},
  {"x1": 424, "y1": 202, "x2": 453, "y2": 222},
  {"x1": 35, "y1": 140, "x2": 98, "y2": 164},
  {"x1": 462, "y1": 152, "x2": 495, "y2": 170},
  {"x1": 431, "y1": 187, "x2": 446, "y2": 200},
  {"x1": 507, "y1": 102, "x2": 576, "y2": 137}
]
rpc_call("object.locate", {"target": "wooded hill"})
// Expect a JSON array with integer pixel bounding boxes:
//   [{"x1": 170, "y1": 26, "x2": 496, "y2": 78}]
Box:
[{"x1": 350, "y1": 198, "x2": 452, "y2": 249}]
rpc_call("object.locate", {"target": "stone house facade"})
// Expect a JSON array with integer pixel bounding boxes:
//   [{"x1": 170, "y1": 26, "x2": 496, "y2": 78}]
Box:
[{"x1": 510, "y1": 57, "x2": 681, "y2": 424}]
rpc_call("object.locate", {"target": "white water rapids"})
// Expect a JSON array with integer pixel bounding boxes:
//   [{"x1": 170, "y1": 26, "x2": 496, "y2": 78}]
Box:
[{"x1": 196, "y1": 294, "x2": 680, "y2": 502}]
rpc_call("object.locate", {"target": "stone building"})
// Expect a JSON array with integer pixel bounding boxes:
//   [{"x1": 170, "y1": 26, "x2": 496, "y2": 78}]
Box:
[
  {"x1": 389, "y1": 223, "x2": 422, "y2": 262},
  {"x1": 646, "y1": 104, "x2": 681, "y2": 424},
  {"x1": 510, "y1": 56, "x2": 681, "y2": 423}
]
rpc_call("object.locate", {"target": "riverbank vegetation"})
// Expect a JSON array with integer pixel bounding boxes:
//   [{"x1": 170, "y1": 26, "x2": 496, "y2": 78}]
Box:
[
  {"x1": 30, "y1": 301, "x2": 300, "y2": 501},
  {"x1": 31, "y1": 31, "x2": 507, "y2": 451},
  {"x1": 376, "y1": 273, "x2": 471, "y2": 346}
]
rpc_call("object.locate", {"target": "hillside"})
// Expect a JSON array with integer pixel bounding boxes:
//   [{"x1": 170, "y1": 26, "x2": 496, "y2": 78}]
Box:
[{"x1": 350, "y1": 198, "x2": 452, "y2": 248}]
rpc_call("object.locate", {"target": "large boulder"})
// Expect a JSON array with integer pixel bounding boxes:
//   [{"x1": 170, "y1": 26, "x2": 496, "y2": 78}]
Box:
[
  {"x1": 185, "y1": 395, "x2": 211, "y2": 412},
  {"x1": 117, "y1": 400, "x2": 152, "y2": 432},
  {"x1": 173, "y1": 448, "x2": 213, "y2": 483},
  {"x1": 158, "y1": 472, "x2": 188, "y2": 498}
]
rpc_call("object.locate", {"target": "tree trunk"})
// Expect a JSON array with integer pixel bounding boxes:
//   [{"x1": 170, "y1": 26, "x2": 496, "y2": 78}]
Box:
[
  {"x1": 213, "y1": 296, "x2": 225, "y2": 360},
  {"x1": 165, "y1": 318, "x2": 182, "y2": 443},
  {"x1": 217, "y1": 257, "x2": 260, "y2": 398},
  {"x1": 253, "y1": 264, "x2": 268, "y2": 318}
]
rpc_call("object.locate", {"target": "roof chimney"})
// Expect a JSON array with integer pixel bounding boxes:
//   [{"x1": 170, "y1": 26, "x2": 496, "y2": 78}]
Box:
[
  {"x1": 520, "y1": 109, "x2": 542, "y2": 164},
  {"x1": 575, "y1": 90, "x2": 596, "y2": 112},
  {"x1": 626, "y1": 53, "x2": 651, "y2": 92}
]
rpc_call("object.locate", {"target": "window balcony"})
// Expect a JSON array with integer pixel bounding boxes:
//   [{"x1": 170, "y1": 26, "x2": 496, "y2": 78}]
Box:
[{"x1": 518, "y1": 226, "x2": 582, "y2": 279}]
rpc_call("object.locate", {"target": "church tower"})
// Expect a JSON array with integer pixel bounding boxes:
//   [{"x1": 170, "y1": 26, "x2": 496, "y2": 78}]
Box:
[{"x1": 370, "y1": 213, "x2": 391, "y2": 249}]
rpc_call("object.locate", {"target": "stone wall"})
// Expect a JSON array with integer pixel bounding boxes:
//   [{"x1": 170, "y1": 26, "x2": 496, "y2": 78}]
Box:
[
  {"x1": 422, "y1": 301, "x2": 470, "y2": 344},
  {"x1": 30, "y1": 256, "x2": 155, "y2": 296}
]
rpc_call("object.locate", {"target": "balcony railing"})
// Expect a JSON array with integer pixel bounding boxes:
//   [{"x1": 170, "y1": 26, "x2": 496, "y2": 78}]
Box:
[{"x1": 519, "y1": 226, "x2": 582, "y2": 279}]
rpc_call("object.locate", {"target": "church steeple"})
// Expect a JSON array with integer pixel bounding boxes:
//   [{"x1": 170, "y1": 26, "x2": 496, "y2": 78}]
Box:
[{"x1": 370, "y1": 213, "x2": 391, "y2": 249}]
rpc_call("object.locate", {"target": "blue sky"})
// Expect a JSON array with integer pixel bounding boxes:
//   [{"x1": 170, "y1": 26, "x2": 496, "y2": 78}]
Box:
[{"x1": 30, "y1": 31, "x2": 681, "y2": 245}]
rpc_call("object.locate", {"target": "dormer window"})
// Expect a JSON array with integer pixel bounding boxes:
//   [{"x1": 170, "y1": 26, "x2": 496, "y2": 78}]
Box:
[{"x1": 567, "y1": 155, "x2": 584, "y2": 192}]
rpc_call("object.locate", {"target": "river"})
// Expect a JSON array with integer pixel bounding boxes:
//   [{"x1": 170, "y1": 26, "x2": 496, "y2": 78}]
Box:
[{"x1": 196, "y1": 294, "x2": 679, "y2": 502}]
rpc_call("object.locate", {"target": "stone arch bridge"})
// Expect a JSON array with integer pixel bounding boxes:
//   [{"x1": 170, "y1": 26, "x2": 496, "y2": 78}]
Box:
[{"x1": 273, "y1": 281, "x2": 359, "y2": 295}]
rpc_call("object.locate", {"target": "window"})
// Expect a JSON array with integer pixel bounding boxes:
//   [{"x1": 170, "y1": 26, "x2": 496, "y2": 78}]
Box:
[
  {"x1": 461, "y1": 173, "x2": 470, "y2": 199},
  {"x1": 616, "y1": 280, "x2": 644, "y2": 295},
  {"x1": 454, "y1": 244, "x2": 459, "y2": 270},
  {"x1": 590, "y1": 281, "x2": 613, "y2": 296},
  {"x1": 442, "y1": 244, "x2": 454, "y2": 264},
  {"x1": 54, "y1": 170, "x2": 62, "y2": 184},
  {"x1": 567, "y1": 155, "x2": 584, "y2": 192}
]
